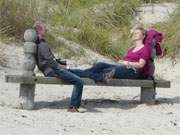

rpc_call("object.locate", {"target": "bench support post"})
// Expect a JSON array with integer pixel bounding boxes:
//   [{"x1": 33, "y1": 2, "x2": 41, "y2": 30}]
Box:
[
  {"x1": 18, "y1": 29, "x2": 37, "y2": 110},
  {"x1": 19, "y1": 84, "x2": 35, "y2": 109},
  {"x1": 140, "y1": 87, "x2": 156, "y2": 104}
]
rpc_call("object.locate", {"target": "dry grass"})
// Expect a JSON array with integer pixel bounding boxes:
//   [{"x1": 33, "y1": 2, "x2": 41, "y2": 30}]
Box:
[
  {"x1": 0, "y1": 0, "x2": 48, "y2": 39},
  {"x1": 0, "y1": 45, "x2": 7, "y2": 67}
]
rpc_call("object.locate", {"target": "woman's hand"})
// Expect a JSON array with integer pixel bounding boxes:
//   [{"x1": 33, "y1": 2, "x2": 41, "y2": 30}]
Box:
[
  {"x1": 116, "y1": 60, "x2": 124, "y2": 64},
  {"x1": 127, "y1": 59, "x2": 146, "y2": 69},
  {"x1": 116, "y1": 58, "x2": 146, "y2": 69},
  {"x1": 116, "y1": 60, "x2": 128, "y2": 65}
]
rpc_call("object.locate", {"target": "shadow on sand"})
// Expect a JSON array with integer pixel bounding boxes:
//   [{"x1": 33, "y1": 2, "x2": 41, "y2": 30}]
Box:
[
  {"x1": 155, "y1": 96, "x2": 180, "y2": 104},
  {"x1": 12, "y1": 96, "x2": 178, "y2": 113},
  {"x1": 34, "y1": 98, "x2": 140, "y2": 112},
  {"x1": 32, "y1": 96, "x2": 180, "y2": 112},
  {"x1": 33, "y1": 96, "x2": 180, "y2": 112}
]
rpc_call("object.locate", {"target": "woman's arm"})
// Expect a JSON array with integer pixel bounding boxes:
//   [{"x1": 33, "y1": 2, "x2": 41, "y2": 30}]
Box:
[
  {"x1": 117, "y1": 59, "x2": 146, "y2": 69},
  {"x1": 128, "y1": 59, "x2": 146, "y2": 69}
]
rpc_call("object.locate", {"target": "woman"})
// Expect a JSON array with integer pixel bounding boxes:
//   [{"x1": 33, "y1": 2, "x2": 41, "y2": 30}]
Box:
[
  {"x1": 69, "y1": 27, "x2": 150, "y2": 81},
  {"x1": 114, "y1": 26, "x2": 150, "y2": 79}
]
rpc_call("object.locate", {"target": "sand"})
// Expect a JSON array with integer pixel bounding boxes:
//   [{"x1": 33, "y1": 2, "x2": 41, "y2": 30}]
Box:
[
  {"x1": 135, "y1": 2, "x2": 178, "y2": 25},
  {"x1": 0, "y1": 69, "x2": 180, "y2": 135},
  {"x1": 0, "y1": 43, "x2": 180, "y2": 135}
]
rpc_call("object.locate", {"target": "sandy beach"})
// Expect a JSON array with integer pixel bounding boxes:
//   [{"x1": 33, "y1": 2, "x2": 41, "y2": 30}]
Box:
[{"x1": 0, "y1": 44, "x2": 180, "y2": 135}]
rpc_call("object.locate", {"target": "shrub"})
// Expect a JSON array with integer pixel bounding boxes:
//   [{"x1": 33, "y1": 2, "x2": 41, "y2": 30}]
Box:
[
  {"x1": 49, "y1": 0, "x2": 140, "y2": 59},
  {"x1": 0, "y1": 0, "x2": 47, "y2": 39}
]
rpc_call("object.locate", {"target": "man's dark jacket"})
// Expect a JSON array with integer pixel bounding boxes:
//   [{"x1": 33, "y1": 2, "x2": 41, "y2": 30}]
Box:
[{"x1": 35, "y1": 38, "x2": 59, "y2": 76}]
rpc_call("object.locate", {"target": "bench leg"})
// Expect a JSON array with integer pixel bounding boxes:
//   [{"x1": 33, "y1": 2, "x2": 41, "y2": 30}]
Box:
[
  {"x1": 140, "y1": 87, "x2": 156, "y2": 104},
  {"x1": 19, "y1": 84, "x2": 35, "y2": 110}
]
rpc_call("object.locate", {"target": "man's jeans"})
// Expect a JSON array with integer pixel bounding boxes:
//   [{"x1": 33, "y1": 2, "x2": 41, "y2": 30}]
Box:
[
  {"x1": 69, "y1": 62, "x2": 140, "y2": 81},
  {"x1": 46, "y1": 69, "x2": 83, "y2": 108},
  {"x1": 69, "y1": 62, "x2": 117, "y2": 82}
]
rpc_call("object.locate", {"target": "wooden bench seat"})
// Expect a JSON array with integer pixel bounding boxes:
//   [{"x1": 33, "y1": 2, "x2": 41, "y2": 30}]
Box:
[
  {"x1": 5, "y1": 74, "x2": 171, "y2": 110},
  {"x1": 6, "y1": 75, "x2": 170, "y2": 88}
]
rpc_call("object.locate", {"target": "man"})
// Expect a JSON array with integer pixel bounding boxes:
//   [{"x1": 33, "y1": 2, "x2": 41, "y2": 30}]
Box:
[{"x1": 34, "y1": 21, "x2": 83, "y2": 112}]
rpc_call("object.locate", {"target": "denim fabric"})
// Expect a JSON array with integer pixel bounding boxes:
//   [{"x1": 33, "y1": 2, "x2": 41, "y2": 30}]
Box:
[
  {"x1": 70, "y1": 62, "x2": 141, "y2": 81},
  {"x1": 69, "y1": 62, "x2": 117, "y2": 82},
  {"x1": 114, "y1": 65, "x2": 140, "y2": 79},
  {"x1": 46, "y1": 69, "x2": 83, "y2": 108}
]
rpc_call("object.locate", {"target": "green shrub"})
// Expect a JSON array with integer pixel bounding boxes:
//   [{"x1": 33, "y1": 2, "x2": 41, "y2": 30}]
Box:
[
  {"x1": 49, "y1": 0, "x2": 140, "y2": 59},
  {"x1": 0, "y1": 0, "x2": 47, "y2": 39},
  {"x1": 2, "y1": 0, "x2": 179, "y2": 60}
]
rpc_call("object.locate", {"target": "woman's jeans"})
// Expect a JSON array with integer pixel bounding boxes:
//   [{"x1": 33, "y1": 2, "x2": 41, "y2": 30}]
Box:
[
  {"x1": 114, "y1": 65, "x2": 140, "y2": 79},
  {"x1": 69, "y1": 62, "x2": 141, "y2": 81},
  {"x1": 46, "y1": 69, "x2": 83, "y2": 108}
]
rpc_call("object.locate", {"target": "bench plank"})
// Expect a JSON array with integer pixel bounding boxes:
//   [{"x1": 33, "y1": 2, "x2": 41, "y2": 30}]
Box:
[{"x1": 5, "y1": 75, "x2": 170, "y2": 88}]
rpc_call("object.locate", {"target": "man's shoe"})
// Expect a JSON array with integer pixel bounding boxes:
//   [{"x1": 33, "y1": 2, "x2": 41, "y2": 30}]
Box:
[{"x1": 67, "y1": 107, "x2": 79, "y2": 112}]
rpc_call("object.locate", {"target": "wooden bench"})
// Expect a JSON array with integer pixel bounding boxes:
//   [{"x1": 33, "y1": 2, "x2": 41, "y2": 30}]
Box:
[{"x1": 5, "y1": 29, "x2": 171, "y2": 110}]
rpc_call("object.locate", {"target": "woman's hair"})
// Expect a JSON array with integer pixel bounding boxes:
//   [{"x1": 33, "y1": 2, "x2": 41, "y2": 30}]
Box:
[
  {"x1": 33, "y1": 21, "x2": 44, "y2": 33},
  {"x1": 134, "y1": 27, "x2": 147, "y2": 36}
]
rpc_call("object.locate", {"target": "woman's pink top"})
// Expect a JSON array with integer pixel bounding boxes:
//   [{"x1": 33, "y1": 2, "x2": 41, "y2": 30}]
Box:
[{"x1": 123, "y1": 46, "x2": 150, "y2": 76}]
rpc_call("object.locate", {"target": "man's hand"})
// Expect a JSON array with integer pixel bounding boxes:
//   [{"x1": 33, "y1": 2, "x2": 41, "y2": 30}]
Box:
[{"x1": 58, "y1": 64, "x2": 67, "y2": 69}]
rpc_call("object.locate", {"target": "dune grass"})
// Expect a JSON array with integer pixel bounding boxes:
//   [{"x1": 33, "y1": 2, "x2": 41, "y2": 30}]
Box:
[
  {"x1": 48, "y1": 0, "x2": 141, "y2": 59},
  {"x1": 0, "y1": 0, "x2": 179, "y2": 60},
  {"x1": 154, "y1": 7, "x2": 180, "y2": 58},
  {"x1": 0, "y1": 0, "x2": 48, "y2": 39}
]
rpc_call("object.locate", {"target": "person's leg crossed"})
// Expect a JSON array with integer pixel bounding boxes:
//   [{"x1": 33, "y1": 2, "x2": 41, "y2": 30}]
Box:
[
  {"x1": 53, "y1": 69, "x2": 84, "y2": 108},
  {"x1": 114, "y1": 65, "x2": 140, "y2": 79},
  {"x1": 85, "y1": 62, "x2": 116, "y2": 73}
]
